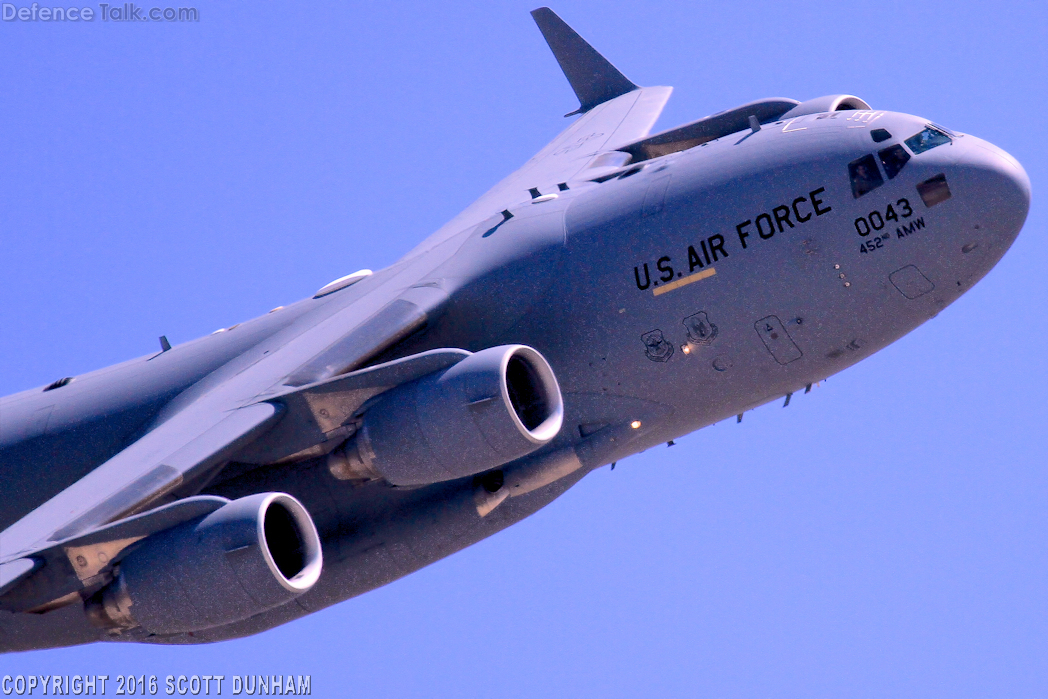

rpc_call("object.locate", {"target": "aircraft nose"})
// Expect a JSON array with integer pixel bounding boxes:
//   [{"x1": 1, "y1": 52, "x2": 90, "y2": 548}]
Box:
[{"x1": 956, "y1": 137, "x2": 1031, "y2": 245}]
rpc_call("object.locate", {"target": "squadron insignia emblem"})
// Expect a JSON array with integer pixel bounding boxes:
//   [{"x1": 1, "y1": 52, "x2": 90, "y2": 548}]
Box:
[
  {"x1": 641, "y1": 329, "x2": 674, "y2": 362},
  {"x1": 683, "y1": 311, "x2": 718, "y2": 345}
]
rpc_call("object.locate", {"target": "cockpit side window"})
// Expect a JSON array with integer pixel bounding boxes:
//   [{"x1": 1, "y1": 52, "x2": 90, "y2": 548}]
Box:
[
  {"x1": 878, "y1": 145, "x2": 911, "y2": 179},
  {"x1": 904, "y1": 125, "x2": 952, "y2": 154},
  {"x1": 848, "y1": 154, "x2": 884, "y2": 198}
]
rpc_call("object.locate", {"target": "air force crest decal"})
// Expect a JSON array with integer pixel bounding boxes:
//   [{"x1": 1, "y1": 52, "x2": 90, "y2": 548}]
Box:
[
  {"x1": 683, "y1": 311, "x2": 718, "y2": 346},
  {"x1": 641, "y1": 329, "x2": 674, "y2": 362}
]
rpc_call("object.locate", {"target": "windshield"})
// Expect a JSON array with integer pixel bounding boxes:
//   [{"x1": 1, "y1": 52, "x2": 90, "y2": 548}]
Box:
[{"x1": 905, "y1": 125, "x2": 952, "y2": 154}]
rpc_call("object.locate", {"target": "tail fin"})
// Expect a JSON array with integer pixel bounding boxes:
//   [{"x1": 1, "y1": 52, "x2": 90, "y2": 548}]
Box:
[{"x1": 531, "y1": 7, "x2": 639, "y2": 115}]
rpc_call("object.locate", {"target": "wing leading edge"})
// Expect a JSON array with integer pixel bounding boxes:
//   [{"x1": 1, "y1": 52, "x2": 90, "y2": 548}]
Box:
[
  {"x1": 0, "y1": 6, "x2": 669, "y2": 611},
  {"x1": 0, "y1": 402, "x2": 281, "y2": 563}
]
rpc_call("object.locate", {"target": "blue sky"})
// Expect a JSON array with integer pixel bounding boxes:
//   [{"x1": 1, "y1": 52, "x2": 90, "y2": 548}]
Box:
[{"x1": 1, "y1": 1, "x2": 1046, "y2": 696}]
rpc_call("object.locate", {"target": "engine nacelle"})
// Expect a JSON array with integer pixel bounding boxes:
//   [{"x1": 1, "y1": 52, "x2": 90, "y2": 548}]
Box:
[
  {"x1": 328, "y1": 345, "x2": 563, "y2": 486},
  {"x1": 86, "y1": 493, "x2": 322, "y2": 635},
  {"x1": 779, "y1": 94, "x2": 872, "y2": 120}
]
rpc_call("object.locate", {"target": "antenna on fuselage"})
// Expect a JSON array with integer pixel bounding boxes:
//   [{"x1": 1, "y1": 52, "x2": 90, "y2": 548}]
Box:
[{"x1": 530, "y1": 7, "x2": 640, "y2": 116}]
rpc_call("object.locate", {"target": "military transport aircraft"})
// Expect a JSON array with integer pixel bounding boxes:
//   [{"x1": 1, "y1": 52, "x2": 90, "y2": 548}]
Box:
[{"x1": 0, "y1": 8, "x2": 1030, "y2": 652}]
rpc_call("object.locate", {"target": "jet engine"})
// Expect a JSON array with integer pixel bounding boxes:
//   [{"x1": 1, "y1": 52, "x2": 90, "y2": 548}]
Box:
[
  {"x1": 328, "y1": 345, "x2": 563, "y2": 486},
  {"x1": 780, "y1": 94, "x2": 872, "y2": 119},
  {"x1": 86, "y1": 492, "x2": 322, "y2": 635}
]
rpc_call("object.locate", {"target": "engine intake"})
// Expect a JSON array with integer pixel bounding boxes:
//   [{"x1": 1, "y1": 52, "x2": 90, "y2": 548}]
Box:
[
  {"x1": 779, "y1": 94, "x2": 872, "y2": 120},
  {"x1": 328, "y1": 345, "x2": 563, "y2": 486},
  {"x1": 86, "y1": 493, "x2": 322, "y2": 635}
]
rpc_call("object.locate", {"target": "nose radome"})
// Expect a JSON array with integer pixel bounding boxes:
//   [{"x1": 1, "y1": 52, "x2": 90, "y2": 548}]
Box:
[{"x1": 963, "y1": 137, "x2": 1031, "y2": 243}]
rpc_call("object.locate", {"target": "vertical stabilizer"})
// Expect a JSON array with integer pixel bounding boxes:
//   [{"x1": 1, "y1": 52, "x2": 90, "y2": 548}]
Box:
[{"x1": 531, "y1": 7, "x2": 639, "y2": 115}]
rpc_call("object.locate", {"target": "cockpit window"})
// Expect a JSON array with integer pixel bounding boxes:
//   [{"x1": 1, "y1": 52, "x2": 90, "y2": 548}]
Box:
[
  {"x1": 878, "y1": 145, "x2": 911, "y2": 179},
  {"x1": 871, "y1": 128, "x2": 892, "y2": 143},
  {"x1": 904, "y1": 125, "x2": 952, "y2": 154},
  {"x1": 848, "y1": 154, "x2": 884, "y2": 198}
]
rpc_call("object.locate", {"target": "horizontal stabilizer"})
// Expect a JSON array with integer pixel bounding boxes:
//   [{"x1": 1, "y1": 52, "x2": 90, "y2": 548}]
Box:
[{"x1": 531, "y1": 7, "x2": 639, "y2": 114}]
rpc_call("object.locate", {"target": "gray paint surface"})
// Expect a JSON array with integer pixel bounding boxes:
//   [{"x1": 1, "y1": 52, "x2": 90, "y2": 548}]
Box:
[{"x1": 0, "y1": 8, "x2": 1031, "y2": 652}]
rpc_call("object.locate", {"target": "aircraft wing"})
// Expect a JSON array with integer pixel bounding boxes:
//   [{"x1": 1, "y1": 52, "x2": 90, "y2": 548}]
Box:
[
  {"x1": 405, "y1": 8, "x2": 673, "y2": 258},
  {"x1": 0, "y1": 403, "x2": 280, "y2": 567},
  {"x1": 0, "y1": 6, "x2": 667, "y2": 610}
]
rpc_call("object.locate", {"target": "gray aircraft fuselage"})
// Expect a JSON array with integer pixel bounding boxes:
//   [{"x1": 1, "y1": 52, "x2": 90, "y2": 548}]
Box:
[{"x1": 0, "y1": 104, "x2": 1029, "y2": 652}]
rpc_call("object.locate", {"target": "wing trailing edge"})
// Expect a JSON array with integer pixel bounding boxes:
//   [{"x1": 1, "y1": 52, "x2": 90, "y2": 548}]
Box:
[{"x1": 531, "y1": 7, "x2": 639, "y2": 115}]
